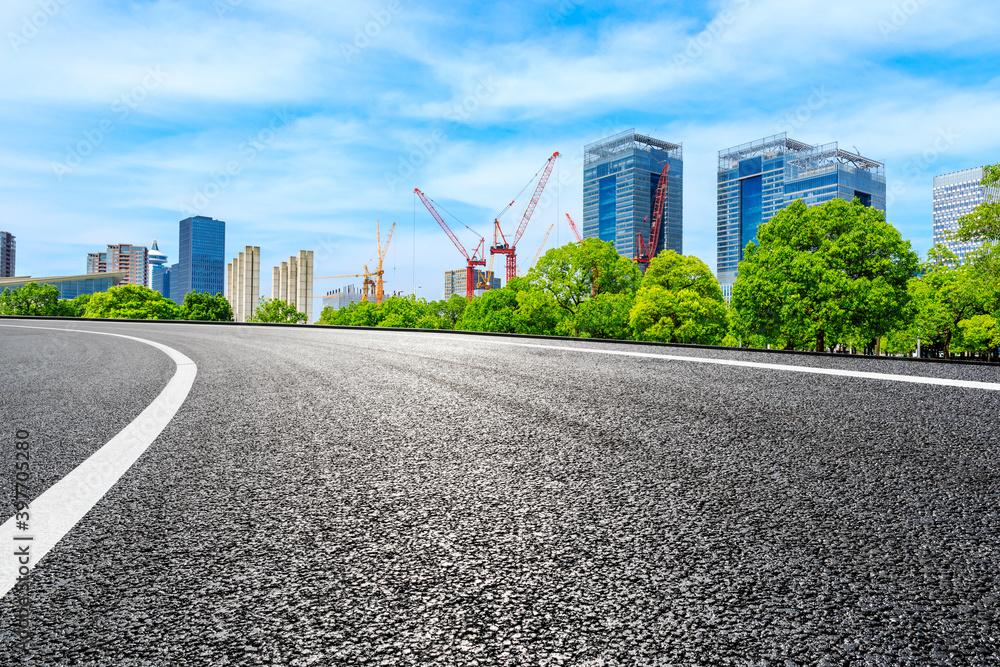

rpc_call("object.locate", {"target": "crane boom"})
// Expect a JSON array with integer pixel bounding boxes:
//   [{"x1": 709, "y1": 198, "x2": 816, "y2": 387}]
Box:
[
  {"x1": 512, "y1": 151, "x2": 560, "y2": 247},
  {"x1": 528, "y1": 223, "x2": 555, "y2": 273},
  {"x1": 415, "y1": 188, "x2": 470, "y2": 261},
  {"x1": 565, "y1": 213, "x2": 583, "y2": 243},
  {"x1": 647, "y1": 163, "x2": 669, "y2": 258}
]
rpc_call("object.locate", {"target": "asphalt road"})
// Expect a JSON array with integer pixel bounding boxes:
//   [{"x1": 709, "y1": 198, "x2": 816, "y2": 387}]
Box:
[{"x1": 1, "y1": 319, "x2": 998, "y2": 666}]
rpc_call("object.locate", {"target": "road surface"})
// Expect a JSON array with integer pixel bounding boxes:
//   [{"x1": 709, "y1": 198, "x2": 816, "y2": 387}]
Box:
[{"x1": 1, "y1": 319, "x2": 998, "y2": 665}]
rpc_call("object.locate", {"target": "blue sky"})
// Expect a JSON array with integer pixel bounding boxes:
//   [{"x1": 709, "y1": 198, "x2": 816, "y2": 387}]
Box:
[{"x1": 2, "y1": 0, "x2": 999, "y2": 300}]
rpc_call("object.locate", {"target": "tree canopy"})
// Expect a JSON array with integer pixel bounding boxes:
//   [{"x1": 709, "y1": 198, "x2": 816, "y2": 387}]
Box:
[
  {"x1": 84, "y1": 284, "x2": 180, "y2": 319},
  {"x1": 630, "y1": 250, "x2": 728, "y2": 344},
  {"x1": 250, "y1": 298, "x2": 307, "y2": 324},
  {"x1": 180, "y1": 291, "x2": 234, "y2": 321},
  {"x1": 730, "y1": 198, "x2": 919, "y2": 352},
  {"x1": 0, "y1": 283, "x2": 72, "y2": 316}
]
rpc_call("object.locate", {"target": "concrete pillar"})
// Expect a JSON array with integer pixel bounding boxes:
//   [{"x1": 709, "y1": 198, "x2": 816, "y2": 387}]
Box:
[
  {"x1": 272, "y1": 266, "x2": 279, "y2": 301},
  {"x1": 250, "y1": 246, "x2": 260, "y2": 321},
  {"x1": 235, "y1": 251, "x2": 245, "y2": 322},
  {"x1": 288, "y1": 256, "x2": 298, "y2": 310},
  {"x1": 297, "y1": 250, "x2": 313, "y2": 324},
  {"x1": 226, "y1": 262, "x2": 234, "y2": 315},
  {"x1": 279, "y1": 261, "x2": 288, "y2": 302}
]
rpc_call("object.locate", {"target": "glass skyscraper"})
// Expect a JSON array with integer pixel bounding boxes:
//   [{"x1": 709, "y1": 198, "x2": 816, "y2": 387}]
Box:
[
  {"x1": 0, "y1": 231, "x2": 14, "y2": 278},
  {"x1": 933, "y1": 167, "x2": 997, "y2": 262},
  {"x1": 174, "y1": 216, "x2": 225, "y2": 304},
  {"x1": 717, "y1": 133, "x2": 886, "y2": 299},
  {"x1": 583, "y1": 130, "x2": 683, "y2": 259}
]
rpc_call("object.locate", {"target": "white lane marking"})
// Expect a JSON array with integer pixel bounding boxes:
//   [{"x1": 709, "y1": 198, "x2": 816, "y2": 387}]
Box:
[
  {"x1": 487, "y1": 340, "x2": 1000, "y2": 392},
  {"x1": 0, "y1": 324, "x2": 197, "y2": 599}
]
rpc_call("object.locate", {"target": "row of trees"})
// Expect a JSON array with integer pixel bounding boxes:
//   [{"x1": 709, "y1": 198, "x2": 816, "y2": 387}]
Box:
[
  {"x1": 0, "y1": 283, "x2": 236, "y2": 321},
  {"x1": 3, "y1": 166, "x2": 996, "y2": 359},
  {"x1": 317, "y1": 166, "x2": 1000, "y2": 360},
  {"x1": 0, "y1": 282, "x2": 313, "y2": 324},
  {"x1": 318, "y1": 239, "x2": 728, "y2": 345}
]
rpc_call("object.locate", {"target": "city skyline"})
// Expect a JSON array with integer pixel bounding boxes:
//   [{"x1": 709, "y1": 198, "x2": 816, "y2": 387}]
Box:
[{"x1": 2, "y1": 1, "x2": 999, "y2": 299}]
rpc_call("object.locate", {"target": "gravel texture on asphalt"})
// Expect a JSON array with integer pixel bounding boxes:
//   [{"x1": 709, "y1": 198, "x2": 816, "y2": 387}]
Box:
[{"x1": 1, "y1": 320, "x2": 998, "y2": 665}]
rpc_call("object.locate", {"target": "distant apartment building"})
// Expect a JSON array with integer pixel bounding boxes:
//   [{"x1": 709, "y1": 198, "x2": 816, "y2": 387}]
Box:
[
  {"x1": 0, "y1": 272, "x2": 126, "y2": 299},
  {"x1": 87, "y1": 243, "x2": 149, "y2": 287},
  {"x1": 582, "y1": 129, "x2": 683, "y2": 259},
  {"x1": 444, "y1": 269, "x2": 499, "y2": 299},
  {"x1": 717, "y1": 133, "x2": 886, "y2": 299},
  {"x1": 269, "y1": 250, "x2": 314, "y2": 323},
  {"x1": 0, "y1": 231, "x2": 14, "y2": 278},
  {"x1": 933, "y1": 167, "x2": 998, "y2": 262},
  {"x1": 173, "y1": 216, "x2": 225, "y2": 304},
  {"x1": 226, "y1": 246, "x2": 261, "y2": 323},
  {"x1": 321, "y1": 284, "x2": 366, "y2": 311}
]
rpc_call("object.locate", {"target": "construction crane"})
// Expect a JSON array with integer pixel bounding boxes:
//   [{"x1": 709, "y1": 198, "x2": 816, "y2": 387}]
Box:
[
  {"x1": 489, "y1": 151, "x2": 561, "y2": 283},
  {"x1": 314, "y1": 220, "x2": 396, "y2": 305},
  {"x1": 634, "y1": 163, "x2": 669, "y2": 269},
  {"x1": 565, "y1": 213, "x2": 583, "y2": 243},
  {"x1": 415, "y1": 188, "x2": 486, "y2": 300},
  {"x1": 524, "y1": 222, "x2": 555, "y2": 275},
  {"x1": 313, "y1": 266, "x2": 376, "y2": 302},
  {"x1": 373, "y1": 220, "x2": 395, "y2": 304}
]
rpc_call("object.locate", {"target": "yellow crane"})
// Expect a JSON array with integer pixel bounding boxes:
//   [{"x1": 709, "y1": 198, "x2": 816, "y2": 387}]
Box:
[
  {"x1": 314, "y1": 220, "x2": 396, "y2": 305},
  {"x1": 521, "y1": 222, "x2": 554, "y2": 276}
]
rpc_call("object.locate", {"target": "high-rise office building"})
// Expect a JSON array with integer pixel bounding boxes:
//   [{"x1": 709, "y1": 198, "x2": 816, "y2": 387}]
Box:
[
  {"x1": 87, "y1": 243, "x2": 149, "y2": 287},
  {"x1": 174, "y1": 216, "x2": 225, "y2": 304},
  {"x1": 0, "y1": 231, "x2": 14, "y2": 278},
  {"x1": 717, "y1": 133, "x2": 886, "y2": 299},
  {"x1": 149, "y1": 238, "x2": 168, "y2": 292},
  {"x1": 227, "y1": 246, "x2": 261, "y2": 323},
  {"x1": 583, "y1": 129, "x2": 683, "y2": 259},
  {"x1": 444, "y1": 269, "x2": 499, "y2": 299},
  {"x1": 933, "y1": 167, "x2": 997, "y2": 262},
  {"x1": 269, "y1": 250, "x2": 314, "y2": 323}
]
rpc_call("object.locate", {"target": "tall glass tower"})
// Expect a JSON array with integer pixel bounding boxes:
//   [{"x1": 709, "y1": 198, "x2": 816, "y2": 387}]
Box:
[
  {"x1": 717, "y1": 133, "x2": 885, "y2": 299},
  {"x1": 174, "y1": 216, "x2": 225, "y2": 304},
  {"x1": 583, "y1": 130, "x2": 683, "y2": 259},
  {"x1": 933, "y1": 167, "x2": 997, "y2": 262}
]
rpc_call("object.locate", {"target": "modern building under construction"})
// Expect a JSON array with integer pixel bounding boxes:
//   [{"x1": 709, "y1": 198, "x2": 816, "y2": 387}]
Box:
[
  {"x1": 583, "y1": 129, "x2": 684, "y2": 260},
  {"x1": 444, "y1": 269, "x2": 499, "y2": 299}
]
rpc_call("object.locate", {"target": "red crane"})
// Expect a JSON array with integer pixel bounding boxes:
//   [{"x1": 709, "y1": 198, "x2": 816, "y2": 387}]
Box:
[
  {"x1": 490, "y1": 152, "x2": 561, "y2": 282},
  {"x1": 635, "y1": 163, "x2": 670, "y2": 269},
  {"x1": 415, "y1": 188, "x2": 486, "y2": 300},
  {"x1": 565, "y1": 213, "x2": 583, "y2": 243}
]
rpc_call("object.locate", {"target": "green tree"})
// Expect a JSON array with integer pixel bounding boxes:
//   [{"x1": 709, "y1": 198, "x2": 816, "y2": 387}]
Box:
[
  {"x1": 64, "y1": 293, "x2": 92, "y2": 317},
  {"x1": 180, "y1": 291, "x2": 234, "y2": 321},
  {"x1": 456, "y1": 288, "x2": 520, "y2": 333},
  {"x1": 528, "y1": 239, "x2": 641, "y2": 336},
  {"x1": 84, "y1": 285, "x2": 180, "y2": 320},
  {"x1": 630, "y1": 251, "x2": 728, "y2": 344},
  {"x1": 907, "y1": 245, "x2": 989, "y2": 357},
  {"x1": 378, "y1": 295, "x2": 425, "y2": 328},
  {"x1": 0, "y1": 282, "x2": 71, "y2": 316},
  {"x1": 731, "y1": 198, "x2": 919, "y2": 352},
  {"x1": 248, "y1": 298, "x2": 306, "y2": 324}
]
